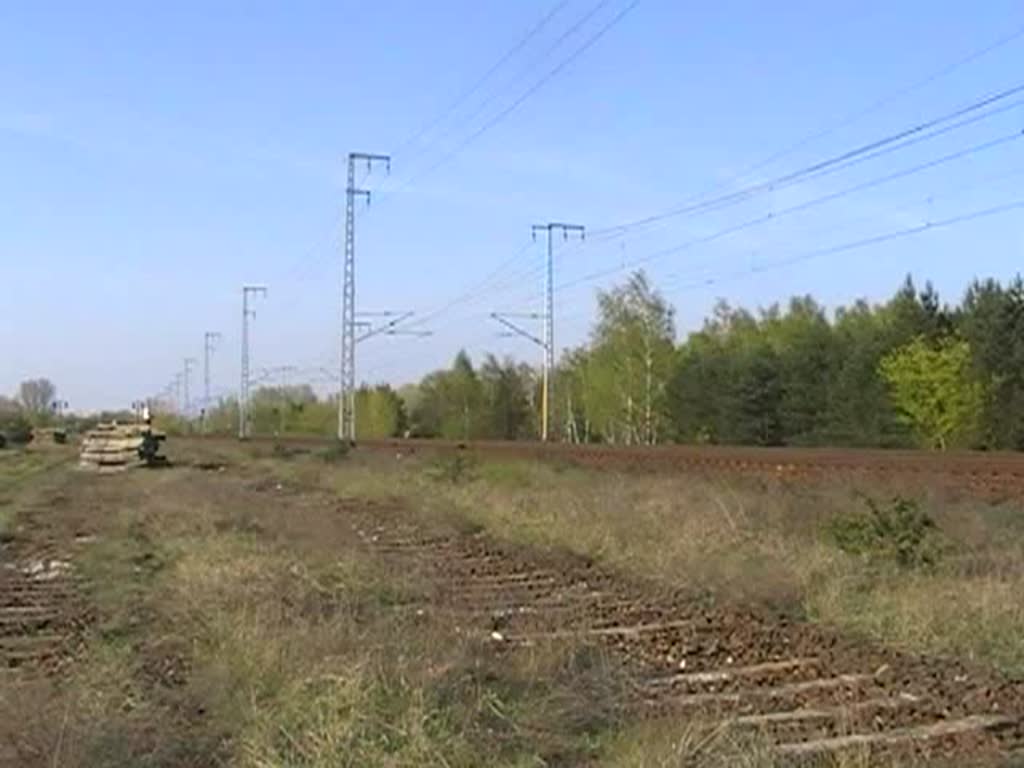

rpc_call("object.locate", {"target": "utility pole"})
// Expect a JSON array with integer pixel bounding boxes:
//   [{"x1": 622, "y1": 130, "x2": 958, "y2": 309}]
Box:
[
  {"x1": 531, "y1": 223, "x2": 585, "y2": 441},
  {"x1": 240, "y1": 285, "x2": 268, "y2": 439},
  {"x1": 339, "y1": 151, "x2": 390, "y2": 444},
  {"x1": 183, "y1": 357, "x2": 197, "y2": 421},
  {"x1": 173, "y1": 373, "x2": 183, "y2": 414},
  {"x1": 203, "y1": 331, "x2": 221, "y2": 433}
]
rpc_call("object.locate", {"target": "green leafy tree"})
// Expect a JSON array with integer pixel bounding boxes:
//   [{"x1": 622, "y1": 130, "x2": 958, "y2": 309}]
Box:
[
  {"x1": 828, "y1": 300, "x2": 907, "y2": 446},
  {"x1": 355, "y1": 384, "x2": 407, "y2": 439},
  {"x1": 479, "y1": 355, "x2": 535, "y2": 440},
  {"x1": 411, "y1": 351, "x2": 485, "y2": 439},
  {"x1": 878, "y1": 336, "x2": 983, "y2": 450},
  {"x1": 762, "y1": 296, "x2": 836, "y2": 444},
  {"x1": 732, "y1": 342, "x2": 785, "y2": 446},
  {"x1": 250, "y1": 385, "x2": 320, "y2": 435},
  {"x1": 0, "y1": 396, "x2": 32, "y2": 444},
  {"x1": 554, "y1": 346, "x2": 593, "y2": 443},
  {"x1": 956, "y1": 277, "x2": 1024, "y2": 448},
  {"x1": 588, "y1": 271, "x2": 675, "y2": 444},
  {"x1": 204, "y1": 397, "x2": 240, "y2": 435}
]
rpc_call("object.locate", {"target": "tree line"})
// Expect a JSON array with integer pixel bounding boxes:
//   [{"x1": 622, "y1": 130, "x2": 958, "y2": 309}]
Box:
[
  {"x1": 194, "y1": 270, "x2": 1024, "y2": 452},
  {"x1": 0, "y1": 378, "x2": 60, "y2": 443}
]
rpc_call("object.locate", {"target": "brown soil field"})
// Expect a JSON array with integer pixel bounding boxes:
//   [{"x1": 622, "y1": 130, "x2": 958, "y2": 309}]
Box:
[{"x1": 192, "y1": 435, "x2": 1024, "y2": 499}]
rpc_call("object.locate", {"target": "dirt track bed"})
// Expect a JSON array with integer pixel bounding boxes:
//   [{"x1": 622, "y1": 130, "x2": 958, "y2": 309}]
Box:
[
  {"x1": 333, "y1": 494, "x2": 1024, "y2": 764},
  {"x1": 0, "y1": 491, "x2": 90, "y2": 676},
  {"x1": 367, "y1": 439, "x2": 1024, "y2": 500},
  {"x1": 0, "y1": 471, "x2": 95, "y2": 766}
]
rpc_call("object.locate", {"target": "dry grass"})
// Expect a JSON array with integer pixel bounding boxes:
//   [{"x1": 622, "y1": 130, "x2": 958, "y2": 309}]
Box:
[
  {"x1": 301, "y1": 450, "x2": 1024, "y2": 677},
  {"x1": 0, "y1": 447, "x2": 74, "y2": 532},
  {"x1": 2, "y1": 460, "x2": 629, "y2": 767},
  {"x1": 8, "y1": 441, "x2": 1018, "y2": 766}
]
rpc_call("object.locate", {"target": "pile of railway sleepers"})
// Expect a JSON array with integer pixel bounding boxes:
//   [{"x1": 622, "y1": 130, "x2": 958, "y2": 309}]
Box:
[{"x1": 79, "y1": 422, "x2": 167, "y2": 471}]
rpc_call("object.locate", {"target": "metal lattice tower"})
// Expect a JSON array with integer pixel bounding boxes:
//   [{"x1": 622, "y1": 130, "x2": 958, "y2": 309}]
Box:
[
  {"x1": 203, "y1": 331, "x2": 221, "y2": 433},
  {"x1": 240, "y1": 285, "x2": 267, "y2": 439},
  {"x1": 339, "y1": 151, "x2": 390, "y2": 443},
  {"x1": 183, "y1": 357, "x2": 197, "y2": 418},
  {"x1": 174, "y1": 373, "x2": 183, "y2": 414},
  {"x1": 532, "y1": 223, "x2": 584, "y2": 441}
]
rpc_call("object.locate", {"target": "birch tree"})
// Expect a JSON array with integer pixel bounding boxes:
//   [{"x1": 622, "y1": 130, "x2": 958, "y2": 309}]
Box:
[{"x1": 589, "y1": 272, "x2": 675, "y2": 444}]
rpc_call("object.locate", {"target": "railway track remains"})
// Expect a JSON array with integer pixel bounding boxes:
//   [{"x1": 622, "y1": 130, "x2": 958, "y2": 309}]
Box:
[{"x1": 342, "y1": 497, "x2": 1024, "y2": 764}]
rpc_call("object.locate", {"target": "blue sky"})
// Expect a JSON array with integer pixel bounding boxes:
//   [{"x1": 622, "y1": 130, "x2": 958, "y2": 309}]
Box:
[{"x1": 2, "y1": 1, "x2": 1023, "y2": 411}]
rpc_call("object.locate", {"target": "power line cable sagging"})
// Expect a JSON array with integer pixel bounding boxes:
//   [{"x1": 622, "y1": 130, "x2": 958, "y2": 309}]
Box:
[
  {"x1": 374, "y1": 0, "x2": 641, "y2": 206},
  {"x1": 390, "y1": 0, "x2": 572, "y2": 160},
  {"x1": 389, "y1": 80, "x2": 1024, "y2": 341}
]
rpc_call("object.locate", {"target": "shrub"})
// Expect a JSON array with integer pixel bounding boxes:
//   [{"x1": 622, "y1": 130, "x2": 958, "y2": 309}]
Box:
[
  {"x1": 271, "y1": 442, "x2": 309, "y2": 459},
  {"x1": 827, "y1": 496, "x2": 943, "y2": 568},
  {"x1": 0, "y1": 412, "x2": 33, "y2": 445},
  {"x1": 318, "y1": 441, "x2": 350, "y2": 463},
  {"x1": 427, "y1": 452, "x2": 477, "y2": 485}
]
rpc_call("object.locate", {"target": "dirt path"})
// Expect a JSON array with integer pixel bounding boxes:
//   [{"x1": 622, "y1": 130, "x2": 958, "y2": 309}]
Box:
[
  {"x1": 0, "y1": 489, "x2": 90, "y2": 676},
  {"x1": 0, "y1": 463, "x2": 95, "y2": 767},
  {"x1": 335, "y1": 494, "x2": 1024, "y2": 764}
]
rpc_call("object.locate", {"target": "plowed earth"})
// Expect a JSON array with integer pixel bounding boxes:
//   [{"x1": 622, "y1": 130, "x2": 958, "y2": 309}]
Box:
[{"x1": 188, "y1": 435, "x2": 1024, "y2": 500}]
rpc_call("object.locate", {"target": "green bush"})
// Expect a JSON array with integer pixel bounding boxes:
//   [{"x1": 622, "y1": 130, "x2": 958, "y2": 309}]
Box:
[
  {"x1": 427, "y1": 452, "x2": 477, "y2": 485},
  {"x1": 0, "y1": 412, "x2": 33, "y2": 445},
  {"x1": 271, "y1": 442, "x2": 309, "y2": 460},
  {"x1": 827, "y1": 496, "x2": 943, "y2": 568},
  {"x1": 318, "y1": 441, "x2": 350, "y2": 463}
]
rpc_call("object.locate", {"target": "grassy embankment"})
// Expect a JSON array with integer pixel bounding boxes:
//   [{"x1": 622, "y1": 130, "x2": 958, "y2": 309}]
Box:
[
  {"x1": 5, "y1": 452, "x2": 785, "y2": 767},
  {"x1": 4, "y1": 438, "x2": 1008, "y2": 766},
  {"x1": 263, "y1": 444, "x2": 1024, "y2": 678},
  {"x1": 0, "y1": 446, "x2": 72, "y2": 533}
]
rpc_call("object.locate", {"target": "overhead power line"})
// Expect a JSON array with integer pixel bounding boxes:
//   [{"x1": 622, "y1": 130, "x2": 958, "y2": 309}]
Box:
[
  {"x1": 670, "y1": 199, "x2": 1024, "y2": 293},
  {"x1": 686, "y1": 21, "x2": 1024, "y2": 202},
  {"x1": 375, "y1": 0, "x2": 614, "y2": 203},
  {"x1": 590, "y1": 81, "x2": 1024, "y2": 239},
  {"x1": 390, "y1": 0, "x2": 572, "y2": 161},
  {"x1": 375, "y1": 0, "x2": 641, "y2": 206},
  {"x1": 550, "y1": 127, "x2": 1024, "y2": 294},
  {"x1": 397, "y1": 103, "x2": 1024, "y2": 329},
  {"x1": 548, "y1": 164, "x2": 1024, "y2": 329},
  {"x1": 388, "y1": 83, "x2": 1024, "y2": 347},
  {"x1": 402, "y1": 239, "x2": 539, "y2": 331}
]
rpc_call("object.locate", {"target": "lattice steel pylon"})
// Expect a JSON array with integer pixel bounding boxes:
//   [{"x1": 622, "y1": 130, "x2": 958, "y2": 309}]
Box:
[
  {"x1": 239, "y1": 284, "x2": 267, "y2": 439},
  {"x1": 203, "y1": 331, "x2": 221, "y2": 433},
  {"x1": 183, "y1": 357, "x2": 197, "y2": 418},
  {"x1": 339, "y1": 151, "x2": 390, "y2": 443},
  {"x1": 531, "y1": 222, "x2": 584, "y2": 441}
]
